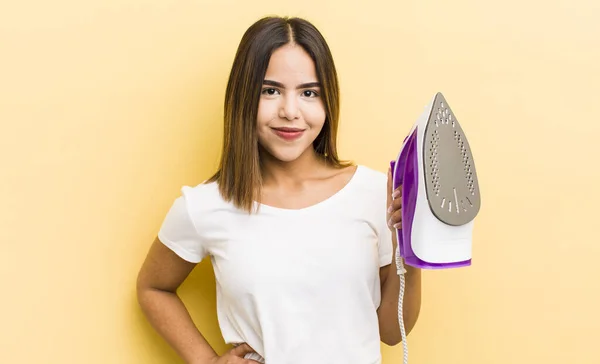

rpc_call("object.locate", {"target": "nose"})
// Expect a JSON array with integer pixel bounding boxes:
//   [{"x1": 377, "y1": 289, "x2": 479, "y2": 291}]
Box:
[{"x1": 279, "y1": 94, "x2": 299, "y2": 120}]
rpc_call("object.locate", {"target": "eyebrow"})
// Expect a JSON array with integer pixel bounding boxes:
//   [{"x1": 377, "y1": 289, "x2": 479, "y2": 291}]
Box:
[{"x1": 263, "y1": 80, "x2": 321, "y2": 89}]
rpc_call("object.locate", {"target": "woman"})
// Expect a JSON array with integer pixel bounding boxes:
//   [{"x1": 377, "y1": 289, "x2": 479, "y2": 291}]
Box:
[{"x1": 136, "y1": 16, "x2": 421, "y2": 364}]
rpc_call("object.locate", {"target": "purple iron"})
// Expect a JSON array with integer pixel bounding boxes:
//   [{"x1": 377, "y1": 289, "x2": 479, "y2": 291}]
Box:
[{"x1": 391, "y1": 92, "x2": 481, "y2": 364}]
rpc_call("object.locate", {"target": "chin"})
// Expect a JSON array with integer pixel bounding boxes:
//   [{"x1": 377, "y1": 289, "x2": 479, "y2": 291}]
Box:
[
  {"x1": 262, "y1": 144, "x2": 314, "y2": 163},
  {"x1": 269, "y1": 149, "x2": 306, "y2": 163}
]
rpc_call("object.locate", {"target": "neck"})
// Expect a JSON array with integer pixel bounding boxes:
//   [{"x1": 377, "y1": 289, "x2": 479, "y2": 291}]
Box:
[{"x1": 260, "y1": 147, "x2": 328, "y2": 187}]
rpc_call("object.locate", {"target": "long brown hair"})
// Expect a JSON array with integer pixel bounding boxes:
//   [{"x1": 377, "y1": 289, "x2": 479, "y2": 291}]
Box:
[{"x1": 207, "y1": 16, "x2": 353, "y2": 213}]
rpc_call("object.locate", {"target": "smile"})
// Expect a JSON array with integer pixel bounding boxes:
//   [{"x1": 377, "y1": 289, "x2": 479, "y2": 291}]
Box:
[{"x1": 271, "y1": 127, "x2": 305, "y2": 141}]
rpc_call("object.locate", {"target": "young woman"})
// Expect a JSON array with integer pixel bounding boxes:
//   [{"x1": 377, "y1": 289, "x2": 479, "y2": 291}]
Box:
[{"x1": 136, "y1": 16, "x2": 421, "y2": 364}]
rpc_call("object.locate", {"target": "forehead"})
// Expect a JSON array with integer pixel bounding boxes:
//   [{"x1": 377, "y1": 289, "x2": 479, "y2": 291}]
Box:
[{"x1": 264, "y1": 44, "x2": 317, "y2": 82}]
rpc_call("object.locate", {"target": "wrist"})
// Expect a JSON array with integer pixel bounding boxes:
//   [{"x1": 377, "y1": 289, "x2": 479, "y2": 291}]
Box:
[{"x1": 189, "y1": 353, "x2": 218, "y2": 364}]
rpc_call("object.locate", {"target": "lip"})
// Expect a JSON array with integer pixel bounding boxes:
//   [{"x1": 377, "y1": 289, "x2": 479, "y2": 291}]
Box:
[{"x1": 271, "y1": 127, "x2": 305, "y2": 141}]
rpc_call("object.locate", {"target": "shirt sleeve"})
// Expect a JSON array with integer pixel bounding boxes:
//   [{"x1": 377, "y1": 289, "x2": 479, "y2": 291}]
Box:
[{"x1": 157, "y1": 190, "x2": 207, "y2": 263}]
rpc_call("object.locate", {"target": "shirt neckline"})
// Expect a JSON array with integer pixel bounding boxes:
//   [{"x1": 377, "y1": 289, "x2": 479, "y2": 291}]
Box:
[{"x1": 254, "y1": 164, "x2": 363, "y2": 215}]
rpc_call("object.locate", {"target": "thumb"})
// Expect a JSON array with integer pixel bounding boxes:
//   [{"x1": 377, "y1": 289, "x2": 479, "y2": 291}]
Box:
[{"x1": 230, "y1": 343, "x2": 256, "y2": 358}]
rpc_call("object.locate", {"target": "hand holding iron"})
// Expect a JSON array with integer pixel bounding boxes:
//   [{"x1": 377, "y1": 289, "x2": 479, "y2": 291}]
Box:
[{"x1": 387, "y1": 167, "x2": 403, "y2": 232}]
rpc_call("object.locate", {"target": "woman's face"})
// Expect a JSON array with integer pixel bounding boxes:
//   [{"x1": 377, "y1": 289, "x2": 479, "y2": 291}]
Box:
[{"x1": 256, "y1": 43, "x2": 326, "y2": 163}]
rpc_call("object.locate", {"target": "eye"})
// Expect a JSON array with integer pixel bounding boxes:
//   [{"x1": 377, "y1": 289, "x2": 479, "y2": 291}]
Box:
[
  {"x1": 302, "y1": 90, "x2": 319, "y2": 97},
  {"x1": 261, "y1": 88, "x2": 280, "y2": 96}
]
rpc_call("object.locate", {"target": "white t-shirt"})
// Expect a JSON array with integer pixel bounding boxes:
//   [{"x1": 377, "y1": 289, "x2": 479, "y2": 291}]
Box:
[{"x1": 158, "y1": 165, "x2": 393, "y2": 364}]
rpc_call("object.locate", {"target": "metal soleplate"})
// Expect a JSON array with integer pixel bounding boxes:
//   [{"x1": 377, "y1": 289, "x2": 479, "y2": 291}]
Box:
[{"x1": 423, "y1": 93, "x2": 481, "y2": 226}]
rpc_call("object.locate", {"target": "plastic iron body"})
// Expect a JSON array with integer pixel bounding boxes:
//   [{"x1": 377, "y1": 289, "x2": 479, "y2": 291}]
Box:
[{"x1": 390, "y1": 92, "x2": 481, "y2": 269}]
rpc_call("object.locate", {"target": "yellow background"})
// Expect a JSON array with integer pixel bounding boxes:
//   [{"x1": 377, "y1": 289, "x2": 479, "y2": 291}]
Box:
[{"x1": 2, "y1": 0, "x2": 599, "y2": 363}]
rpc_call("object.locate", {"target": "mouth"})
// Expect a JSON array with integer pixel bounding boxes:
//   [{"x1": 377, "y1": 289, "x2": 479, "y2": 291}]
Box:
[{"x1": 271, "y1": 127, "x2": 305, "y2": 141}]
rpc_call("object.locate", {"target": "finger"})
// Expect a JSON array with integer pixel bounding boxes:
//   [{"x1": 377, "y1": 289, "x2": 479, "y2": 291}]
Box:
[
  {"x1": 241, "y1": 354, "x2": 263, "y2": 364},
  {"x1": 388, "y1": 209, "x2": 403, "y2": 229},
  {"x1": 230, "y1": 343, "x2": 256, "y2": 357},
  {"x1": 391, "y1": 194, "x2": 403, "y2": 210},
  {"x1": 392, "y1": 185, "x2": 402, "y2": 199},
  {"x1": 387, "y1": 193, "x2": 403, "y2": 214}
]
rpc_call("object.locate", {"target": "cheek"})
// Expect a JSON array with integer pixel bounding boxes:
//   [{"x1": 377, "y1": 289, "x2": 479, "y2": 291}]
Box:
[
  {"x1": 304, "y1": 103, "x2": 327, "y2": 129},
  {"x1": 257, "y1": 100, "x2": 277, "y2": 126}
]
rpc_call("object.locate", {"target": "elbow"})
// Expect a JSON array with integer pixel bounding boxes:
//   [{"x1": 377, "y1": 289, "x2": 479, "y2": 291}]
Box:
[
  {"x1": 381, "y1": 335, "x2": 402, "y2": 347},
  {"x1": 381, "y1": 326, "x2": 411, "y2": 347},
  {"x1": 135, "y1": 273, "x2": 177, "y2": 306},
  {"x1": 135, "y1": 272, "x2": 160, "y2": 307},
  {"x1": 381, "y1": 311, "x2": 421, "y2": 347},
  {"x1": 381, "y1": 325, "x2": 411, "y2": 347},
  {"x1": 135, "y1": 270, "x2": 149, "y2": 297},
  {"x1": 135, "y1": 275, "x2": 150, "y2": 308}
]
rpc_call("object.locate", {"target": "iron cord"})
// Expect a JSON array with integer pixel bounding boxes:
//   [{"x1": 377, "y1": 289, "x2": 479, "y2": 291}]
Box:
[{"x1": 396, "y1": 249, "x2": 408, "y2": 364}]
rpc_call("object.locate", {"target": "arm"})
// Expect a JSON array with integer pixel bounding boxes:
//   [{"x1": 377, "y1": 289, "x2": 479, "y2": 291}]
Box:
[
  {"x1": 376, "y1": 169, "x2": 422, "y2": 346},
  {"x1": 377, "y1": 237, "x2": 422, "y2": 346},
  {"x1": 136, "y1": 237, "x2": 218, "y2": 363}
]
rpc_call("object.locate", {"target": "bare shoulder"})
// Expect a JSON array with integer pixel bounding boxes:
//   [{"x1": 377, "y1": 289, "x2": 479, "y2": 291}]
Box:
[
  {"x1": 320, "y1": 163, "x2": 358, "y2": 191},
  {"x1": 333, "y1": 164, "x2": 358, "y2": 180},
  {"x1": 332, "y1": 164, "x2": 387, "y2": 190}
]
